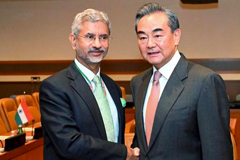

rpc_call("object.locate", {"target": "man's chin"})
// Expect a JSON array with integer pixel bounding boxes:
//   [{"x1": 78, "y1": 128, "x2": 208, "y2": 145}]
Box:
[
  {"x1": 89, "y1": 58, "x2": 103, "y2": 63},
  {"x1": 88, "y1": 52, "x2": 108, "y2": 63}
]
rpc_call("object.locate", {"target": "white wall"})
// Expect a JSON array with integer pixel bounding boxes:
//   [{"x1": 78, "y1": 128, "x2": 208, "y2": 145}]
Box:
[{"x1": 0, "y1": 0, "x2": 239, "y2": 60}]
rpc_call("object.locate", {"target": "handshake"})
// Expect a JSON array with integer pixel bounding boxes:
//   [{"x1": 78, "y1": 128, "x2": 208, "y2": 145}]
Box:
[{"x1": 126, "y1": 147, "x2": 140, "y2": 160}]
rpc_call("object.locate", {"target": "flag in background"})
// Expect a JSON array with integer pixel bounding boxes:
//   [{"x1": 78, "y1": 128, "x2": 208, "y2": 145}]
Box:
[{"x1": 15, "y1": 98, "x2": 33, "y2": 126}]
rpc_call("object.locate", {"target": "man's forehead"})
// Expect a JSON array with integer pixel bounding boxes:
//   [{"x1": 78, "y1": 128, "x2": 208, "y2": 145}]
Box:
[{"x1": 80, "y1": 21, "x2": 109, "y2": 34}]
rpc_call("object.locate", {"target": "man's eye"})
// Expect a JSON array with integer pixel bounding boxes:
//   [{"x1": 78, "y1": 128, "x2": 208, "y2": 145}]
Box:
[
  {"x1": 86, "y1": 35, "x2": 95, "y2": 40},
  {"x1": 100, "y1": 36, "x2": 108, "y2": 40},
  {"x1": 139, "y1": 37, "x2": 147, "y2": 41},
  {"x1": 154, "y1": 35, "x2": 162, "y2": 39}
]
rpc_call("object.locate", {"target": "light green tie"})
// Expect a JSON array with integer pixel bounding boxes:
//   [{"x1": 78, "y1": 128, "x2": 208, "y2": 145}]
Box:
[{"x1": 92, "y1": 75, "x2": 115, "y2": 142}]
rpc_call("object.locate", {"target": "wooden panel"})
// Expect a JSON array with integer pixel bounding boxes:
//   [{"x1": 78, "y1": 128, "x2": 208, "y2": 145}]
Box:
[
  {"x1": 230, "y1": 109, "x2": 240, "y2": 157},
  {"x1": 0, "y1": 59, "x2": 240, "y2": 101},
  {"x1": 225, "y1": 81, "x2": 240, "y2": 101},
  {"x1": 0, "y1": 58, "x2": 240, "y2": 75},
  {"x1": 0, "y1": 138, "x2": 43, "y2": 160},
  {"x1": 125, "y1": 108, "x2": 135, "y2": 123},
  {"x1": 0, "y1": 61, "x2": 71, "y2": 75},
  {"x1": 11, "y1": 146, "x2": 43, "y2": 160},
  {"x1": 0, "y1": 82, "x2": 40, "y2": 99},
  {"x1": 1, "y1": 80, "x2": 240, "y2": 102}
]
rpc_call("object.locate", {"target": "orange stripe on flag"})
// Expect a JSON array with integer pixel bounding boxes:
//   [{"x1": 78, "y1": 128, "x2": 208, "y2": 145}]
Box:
[{"x1": 21, "y1": 98, "x2": 34, "y2": 122}]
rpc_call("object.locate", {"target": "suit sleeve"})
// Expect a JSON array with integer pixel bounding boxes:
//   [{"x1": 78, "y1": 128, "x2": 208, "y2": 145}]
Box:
[
  {"x1": 40, "y1": 79, "x2": 127, "y2": 160},
  {"x1": 197, "y1": 73, "x2": 233, "y2": 160}
]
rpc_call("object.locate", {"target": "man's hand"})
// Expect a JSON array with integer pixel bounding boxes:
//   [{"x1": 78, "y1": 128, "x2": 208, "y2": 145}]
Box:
[{"x1": 126, "y1": 147, "x2": 140, "y2": 160}]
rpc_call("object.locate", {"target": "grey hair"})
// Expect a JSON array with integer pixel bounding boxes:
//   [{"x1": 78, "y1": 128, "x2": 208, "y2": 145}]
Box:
[
  {"x1": 135, "y1": 2, "x2": 179, "y2": 33},
  {"x1": 71, "y1": 9, "x2": 111, "y2": 37}
]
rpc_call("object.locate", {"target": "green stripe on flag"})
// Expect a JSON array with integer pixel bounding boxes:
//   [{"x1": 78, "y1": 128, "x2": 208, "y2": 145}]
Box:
[{"x1": 15, "y1": 112, "x2": 23, "y2": 126}]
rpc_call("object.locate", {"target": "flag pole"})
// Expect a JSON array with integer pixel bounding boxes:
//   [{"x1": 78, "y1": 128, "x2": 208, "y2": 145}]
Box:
[
  {"x1": 23, "y1": 91, "x2": 26, "y2": 100},
  {"x1": 23, "y1": 91, "x2": 28, "y2": 129},
  {"x1": 17, "y1": 91, "x2": 26, "y2": 134}
]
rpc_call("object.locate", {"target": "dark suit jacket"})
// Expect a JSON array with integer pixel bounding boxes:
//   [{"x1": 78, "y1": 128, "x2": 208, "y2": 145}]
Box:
[
  {"x1": 131, "y1": 54, "x2": 233, "y2": 160},
  {"x1": 40, "y1": 62, "x2": 126, "y2": 160}
]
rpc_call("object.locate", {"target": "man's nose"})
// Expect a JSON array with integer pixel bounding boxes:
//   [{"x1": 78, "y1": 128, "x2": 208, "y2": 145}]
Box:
[
  {"x1": 92, "y1": 37, "x2": 102, "y2": 48},
  {"x1": 147, "y1": 37, "x2": 156, "y2": 48}
]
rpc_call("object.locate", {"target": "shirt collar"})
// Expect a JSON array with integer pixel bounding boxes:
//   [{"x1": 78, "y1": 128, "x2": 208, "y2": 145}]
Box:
[
  {"x1": 74, "y1": 58, "x2": 101, "y2": 82},
  {"x1": 153, "y1": 50, "x2": 181, "y2": 80}
]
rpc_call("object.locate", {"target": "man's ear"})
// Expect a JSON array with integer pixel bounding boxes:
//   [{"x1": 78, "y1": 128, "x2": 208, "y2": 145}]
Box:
[
  {"x1": 69, "y1": 33, "x2": 77, "y2": 50},
  {"x1": 174, "y1": 28, "x2": 181, "y2": 45}
]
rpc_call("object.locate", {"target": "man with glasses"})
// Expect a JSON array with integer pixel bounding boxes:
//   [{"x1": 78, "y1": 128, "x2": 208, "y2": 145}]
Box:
[{"x1": 40, "y1": 9, "x2": 139, "y2": 160}]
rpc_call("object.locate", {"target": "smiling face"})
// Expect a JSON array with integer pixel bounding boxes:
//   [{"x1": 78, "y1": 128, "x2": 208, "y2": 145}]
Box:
[
  {"x1": 69, "y1": 20, "x2": 109, "y2": 72},
  {"x1": 137, "y1": 11, "x2": 181, "y2": 69}
]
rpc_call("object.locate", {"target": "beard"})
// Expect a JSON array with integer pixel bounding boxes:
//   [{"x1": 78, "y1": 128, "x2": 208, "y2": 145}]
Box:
[{"x1": 76, "y1": 44, "x2": 108, "y2": 64}]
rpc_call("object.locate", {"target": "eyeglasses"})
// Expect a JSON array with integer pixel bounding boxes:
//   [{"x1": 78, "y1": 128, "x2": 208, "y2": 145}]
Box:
[{"x1": 79, "y1": 34, "x2": 112, "y2": 43}]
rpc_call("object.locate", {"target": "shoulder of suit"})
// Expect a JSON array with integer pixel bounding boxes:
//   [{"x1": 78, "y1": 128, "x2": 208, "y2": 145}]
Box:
[
  {"x1": 188, "y1": 61, "x2": 214, "y2": 73},
  {"x1": 186, "y1": 61, "x2": 220, "y2": 81}
]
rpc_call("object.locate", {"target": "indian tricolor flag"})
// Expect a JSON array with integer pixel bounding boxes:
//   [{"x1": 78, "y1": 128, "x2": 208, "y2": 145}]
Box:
[{"x1": 15, "y1": 98, "x2": 33, "y2": 126}]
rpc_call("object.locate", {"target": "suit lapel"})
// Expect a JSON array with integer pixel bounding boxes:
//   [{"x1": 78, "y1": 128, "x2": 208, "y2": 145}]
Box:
[
  {"x1": 148, "y1": 55, "x2": 188, "y2": 151},
  {"x1": 136, "y1": 69, "x2": 153, "y2": 152},
  {"x1": 68, "y1": 63, "x2": 107, "y2": 140}
]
